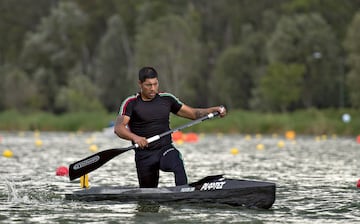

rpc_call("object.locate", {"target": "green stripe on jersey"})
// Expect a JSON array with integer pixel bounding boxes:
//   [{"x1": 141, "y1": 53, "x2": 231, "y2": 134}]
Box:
[{"x1": 159, "y1": 92, "x2": 183, "y2": 104}]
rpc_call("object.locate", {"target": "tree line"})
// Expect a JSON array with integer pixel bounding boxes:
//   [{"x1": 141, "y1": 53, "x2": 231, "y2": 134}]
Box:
[{"x1": 1, "y1": 0, "x2": 360, "y2": 114}]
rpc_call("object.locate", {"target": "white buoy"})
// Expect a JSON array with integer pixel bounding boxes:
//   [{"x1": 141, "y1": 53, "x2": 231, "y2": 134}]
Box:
[{"x1": 342, "y1": 113, "x2": 351, "y2": 123}]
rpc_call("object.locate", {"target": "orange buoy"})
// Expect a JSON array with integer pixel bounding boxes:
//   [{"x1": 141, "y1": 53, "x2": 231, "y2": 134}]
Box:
[
  {"x1": 357, "y1": 135, "x2": 360, "y2": 144},
  {"x1": 285, "y1": 130, "x2": 296, "y2": 140},
  {"x1": 184, "y1": 132, "x2": 199, "y2": 143},
  {"x1": 56, "y1": 166, "x2": 69, "y2": 176}
]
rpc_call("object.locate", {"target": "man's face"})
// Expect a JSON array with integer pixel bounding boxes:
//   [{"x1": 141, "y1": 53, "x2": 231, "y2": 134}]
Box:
[{"x1": 139, "y1": 78, "x2": 159, "y2": 100}]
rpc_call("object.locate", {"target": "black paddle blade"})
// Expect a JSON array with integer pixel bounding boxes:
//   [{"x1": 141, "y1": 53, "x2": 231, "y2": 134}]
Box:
[{"x1": 68, "y1": 146, "x2": 134, "y2": 180}]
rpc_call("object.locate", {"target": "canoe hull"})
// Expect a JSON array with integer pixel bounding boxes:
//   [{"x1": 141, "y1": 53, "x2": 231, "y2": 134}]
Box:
[{"x1": 65, "y1": 175, "x2": 275, "y2": 209}]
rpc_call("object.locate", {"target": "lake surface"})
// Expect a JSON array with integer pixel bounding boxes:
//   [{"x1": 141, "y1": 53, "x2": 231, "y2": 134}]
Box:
[{"x1": 0, "y1": 131, "x2": 360, "y2": 223}]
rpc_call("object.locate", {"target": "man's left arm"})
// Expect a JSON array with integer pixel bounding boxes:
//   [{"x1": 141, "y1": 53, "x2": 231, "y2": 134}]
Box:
[{"x1": 177, "y1": 104, "x2": 226, "y2": 120}]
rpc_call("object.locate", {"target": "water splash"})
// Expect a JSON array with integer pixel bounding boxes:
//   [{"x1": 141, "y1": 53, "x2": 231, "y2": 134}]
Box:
[
  {"x1": 3, "y1": 178, "x2": 17, "y2": 201},
  {"x1": 3, "y1": 178, "x2": 65, "y2": 204},
  {"x1": 3, "y1": 178, "x2": 30, "y2": 203}
]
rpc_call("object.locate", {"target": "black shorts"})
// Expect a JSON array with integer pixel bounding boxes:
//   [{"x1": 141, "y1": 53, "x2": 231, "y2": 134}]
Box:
[{"x1": 135, "y1": 144, "x2": 187, "y2": 188}]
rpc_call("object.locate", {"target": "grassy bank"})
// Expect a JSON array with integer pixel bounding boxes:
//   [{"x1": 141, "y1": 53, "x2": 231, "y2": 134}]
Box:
[
  {"x1": 0, "y1": 109, "x2": 359, "y2": 136},
  {"x1": 0, "y1": 110, "x2": 116, "y2": 131},
  {"x1": 171, "y1": 108, "x2": 360, "y2": 136}
]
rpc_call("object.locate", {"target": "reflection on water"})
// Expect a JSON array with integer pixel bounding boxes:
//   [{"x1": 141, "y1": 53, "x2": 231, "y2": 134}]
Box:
[
  {"x1": 136, "y1": 201, "x2": 161, "y2": 213},
  {"x1": 0, "y1": 131, "x2": 360, "y2": 223}
]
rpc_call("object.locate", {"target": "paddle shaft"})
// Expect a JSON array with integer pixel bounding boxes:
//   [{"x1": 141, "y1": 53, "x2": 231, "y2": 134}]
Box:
[
  {"x1": 140, "y1": 111, "x2": 219, "y2": 146},
  {"x1": 69, "y1": 111, "x2": 220, "y2": 180}
]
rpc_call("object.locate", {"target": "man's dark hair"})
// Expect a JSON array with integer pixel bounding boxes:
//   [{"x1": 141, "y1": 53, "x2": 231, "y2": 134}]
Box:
[{"x1": 139, "y1": 67, "x2": 158, "y2": 82}]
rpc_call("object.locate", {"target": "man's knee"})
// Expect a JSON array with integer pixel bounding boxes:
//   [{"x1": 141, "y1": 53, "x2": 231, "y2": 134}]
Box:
[{"x1": 160, "y1": 148, "x2": 184, "y2": 171}]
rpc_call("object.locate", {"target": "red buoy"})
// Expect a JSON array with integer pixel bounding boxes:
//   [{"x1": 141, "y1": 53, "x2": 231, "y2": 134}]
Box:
[
  {"x1": 172, "y1": 131, "x2": 183, "y2": 141},
  {"x1": 56, "y1": 166, "x2": 69, "y2": 176},
  {"x1": 357, "y1": 179, "x2": 360, "y2": 188}
]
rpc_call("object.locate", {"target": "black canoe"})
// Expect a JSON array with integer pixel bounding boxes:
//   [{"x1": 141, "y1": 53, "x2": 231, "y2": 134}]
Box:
[{"x1": 65, "y1": 175, "x2": 276, "y2": 209}]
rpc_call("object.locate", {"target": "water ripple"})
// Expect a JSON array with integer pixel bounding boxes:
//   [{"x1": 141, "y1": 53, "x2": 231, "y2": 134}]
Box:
[{"x1": 0, "y1": 132, "x2": 360, "y2": 223}]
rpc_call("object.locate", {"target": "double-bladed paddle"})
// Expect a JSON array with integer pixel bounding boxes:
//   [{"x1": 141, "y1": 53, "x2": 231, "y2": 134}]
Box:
[{"x1": 69, "y1": 111, "x2": 221, "y2": 180}]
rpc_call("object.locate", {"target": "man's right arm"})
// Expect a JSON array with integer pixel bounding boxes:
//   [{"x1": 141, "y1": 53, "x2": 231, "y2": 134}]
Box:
[{"x1": 114, "y1": 115, "x2": 148, "y2": 148}]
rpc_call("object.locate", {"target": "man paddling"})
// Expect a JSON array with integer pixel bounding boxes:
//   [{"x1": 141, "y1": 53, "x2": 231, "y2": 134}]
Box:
[{"x1": 114, "y1": 66, "x2": 226, "y2": 188}]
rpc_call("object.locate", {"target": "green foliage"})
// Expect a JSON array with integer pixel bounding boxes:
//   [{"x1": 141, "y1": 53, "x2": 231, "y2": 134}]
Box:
[
  {"x1": 31, "y1": 67, "x2": 58, "y2": 111},
  {"x1": 344, "y1": 12, "x2": 360, "y2": 108},
  {"x1": 282, "y1": 0, "x2": 360, "y2": 40},
  {"x1": 0, "y1": 65, "x2": 38, "y2": 111},
  {"x1": 94, "y1": 14, "x2": 135, "y2": 111},
  {"x1": 212, "y1": 23, "x2": 268, "y2": 109},
  {"x1": 256, "y1": 62, "x2": 305, "y2": 112},
  {"x1": 19, "y1": 1, "x2": 91, "y2": 113},
  {"x1": 0, "y1": 0, "x2": 52, "y2": 62},
  {"x1": 212, "y1": 46, "x2": 254, "y2": 109},
  {"x1": 1, "y1": 109, "x2": 358, "y2": 136},
  {"x1": 267, "y1": 13, "x2": 340, "y2": 108},
  {"x1": 21, "y1": 2, "x2": 88, "y2": 74},
  {"x1": 55, "y1": 74, "x2": 105, "y2": 113},
  {"x1": 1, "y1": 1, "x2": 360, "y2": 114},
  {"x1": 0, "y1": 110, "x2": 114, "y2": 131},
  {"x1": 134, "y1": 14, "x2": 201, "y2": 102},
  {"x1": 0, "y1": 110, "x2": 26, "y2": 130},
  {"x1": 170, "y1": 109, "x2": 360, "y2": 136},
  {"x1": 54, "y1": 112, "x2": 113, "y2": 131}
]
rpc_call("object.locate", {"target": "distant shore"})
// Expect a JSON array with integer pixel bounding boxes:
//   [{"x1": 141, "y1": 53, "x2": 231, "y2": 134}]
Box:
[{"x1": 0, "y1": 109, "x2": 359, "y2": 136}]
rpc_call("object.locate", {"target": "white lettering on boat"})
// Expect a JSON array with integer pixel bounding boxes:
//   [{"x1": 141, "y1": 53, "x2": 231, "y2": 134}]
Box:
[
  {"x1": 180, "y1": 187, "x2": 195, "y2": 192},
  {"x1": 200, "y1": 181, "x2": 226, "y2": 191},
  {"x1": 73, "y1": 155, "x2": 100, "y2": 170}
]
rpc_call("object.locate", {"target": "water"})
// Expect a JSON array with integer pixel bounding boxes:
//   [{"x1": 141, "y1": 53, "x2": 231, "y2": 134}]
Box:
[{"x1": 1, "y1": 131, "x2": 360, "y2": 223}]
